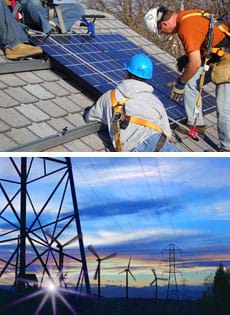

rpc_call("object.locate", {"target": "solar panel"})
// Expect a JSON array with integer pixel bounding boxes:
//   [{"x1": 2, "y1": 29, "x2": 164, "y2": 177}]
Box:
[{"x1": 30, "y1": 33, "x2": 216, "y2": 121}]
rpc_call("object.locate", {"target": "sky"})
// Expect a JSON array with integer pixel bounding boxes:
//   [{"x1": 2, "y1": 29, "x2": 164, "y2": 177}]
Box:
[{"x1": 0, "y1": 156, "x2": 230, "y2": 299}]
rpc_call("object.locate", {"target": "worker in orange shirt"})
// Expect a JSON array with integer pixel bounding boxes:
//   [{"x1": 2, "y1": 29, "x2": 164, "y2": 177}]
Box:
[{"x1": 144, "y1": 7, "x2": 230, "y2": 151}]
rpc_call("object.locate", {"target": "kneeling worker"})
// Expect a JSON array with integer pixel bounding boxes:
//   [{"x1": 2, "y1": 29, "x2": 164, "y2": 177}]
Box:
[{"x1": 84, "y1": 53, "x2": 180, "y2": 152}]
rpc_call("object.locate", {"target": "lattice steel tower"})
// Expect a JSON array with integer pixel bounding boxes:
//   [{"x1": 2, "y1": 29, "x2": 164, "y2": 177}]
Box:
[
  {"x1": 0, "y1": 157, "x2": 90, "y2": 294},
  {"x1": 162, "y1": 243, "x2": 182, "y2": 301}
]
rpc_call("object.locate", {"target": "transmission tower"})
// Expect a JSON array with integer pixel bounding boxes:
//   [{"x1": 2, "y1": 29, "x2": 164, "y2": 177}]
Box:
[
  {"x1": 0, "y1": 157, "x2": 90, "y2": 294},
  {"x1": 162, "y1": 243, "x2": 183, "y2": 301}
]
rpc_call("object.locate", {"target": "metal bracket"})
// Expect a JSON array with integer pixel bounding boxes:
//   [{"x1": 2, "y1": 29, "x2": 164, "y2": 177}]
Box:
[{"x1": 0, "y1": 59, "x2": 51, "y2": 75}]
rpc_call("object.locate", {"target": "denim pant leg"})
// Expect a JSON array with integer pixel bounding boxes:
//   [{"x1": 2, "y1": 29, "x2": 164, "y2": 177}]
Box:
[
  {"x1": 0, "y1": 0, "x2": 28, "y2": 48},
  {"x1": 216, "y1": 83, "x2": 230, "y2": 150},
  {"x1": 23, "y1": 0, "x2": 51, "y2": 33},
  {"x1": 53, "y1": 3, "x2": 85, "y2": 32},
  {"x1": 132, "y1": 133, "x2": 181, "y2": 152},
  {"x1": 184, "y1": 66, "x2": 211, "y2": 126}
]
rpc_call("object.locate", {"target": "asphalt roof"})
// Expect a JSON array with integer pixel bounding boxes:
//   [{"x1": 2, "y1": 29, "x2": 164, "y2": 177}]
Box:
[{"x1": 0, "y1": 9, "x2": 218, "y2": 152}]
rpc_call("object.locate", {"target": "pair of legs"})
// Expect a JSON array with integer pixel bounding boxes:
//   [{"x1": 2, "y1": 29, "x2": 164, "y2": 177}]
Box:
[
  {"x1": 132, "y1": 133, "x2": 181, "y2": 152},
  {"x1": 0, "y1": 0, "x2": 42, "y2": 59},
  {"x1": 22, "y1": 0, "x2": 85, "y2": 33},
  {"x1": 184, "y1": 66, "x2": 230, "y2": 150},
  {"x1": 0, "y1": 0, "x2": 28, "y2": 48}
]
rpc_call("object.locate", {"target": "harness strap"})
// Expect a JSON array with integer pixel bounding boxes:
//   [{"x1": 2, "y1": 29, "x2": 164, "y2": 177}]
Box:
[
  {"x1": 210, "y1": 47, "x2": 230, "y2": 56},
  {"x1": 129, "y1": 116, "x2": 163, "y2": 133},
  {"x1": 110, "y1": 90, "x2": 165, "y2": 152},
  {"x1": 110, "y1": 90, "x2": 127, "y2": 152},
  {"x1": 180, "y1": 11, "x2": 210, "y2": 21}
]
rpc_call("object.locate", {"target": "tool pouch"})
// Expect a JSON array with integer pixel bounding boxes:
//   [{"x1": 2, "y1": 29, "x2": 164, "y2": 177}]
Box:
[{"x1": 211, "y1": 53, "x2": 230, "y2": 84}]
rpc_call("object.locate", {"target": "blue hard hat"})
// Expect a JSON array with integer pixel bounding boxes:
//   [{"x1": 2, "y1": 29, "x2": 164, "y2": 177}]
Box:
[{"x1": 124, "y1": 53, "x2": 153, "y2": 79}]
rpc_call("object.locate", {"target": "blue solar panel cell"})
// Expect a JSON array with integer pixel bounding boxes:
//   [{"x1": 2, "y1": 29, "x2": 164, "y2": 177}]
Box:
[{"x1": 30, "y1": 33, "x2": 215, "y2": 121}]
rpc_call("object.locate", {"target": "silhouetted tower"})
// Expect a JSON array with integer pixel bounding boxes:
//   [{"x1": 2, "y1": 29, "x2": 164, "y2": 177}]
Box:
[
  {"x1": 162, "y1": 243, "x2": 182, "y2": 301},
  {"x1": 0, "y1": 157, "x2": 91, "y2": 294}
]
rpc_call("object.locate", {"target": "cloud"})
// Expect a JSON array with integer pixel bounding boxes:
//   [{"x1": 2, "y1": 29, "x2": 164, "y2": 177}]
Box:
[
  {"x1": 79, "y1": 195, "x2": 182, "y2": 219},
  {"x1": 84, "y1": 227, "x2": 200, "y2": 247}
]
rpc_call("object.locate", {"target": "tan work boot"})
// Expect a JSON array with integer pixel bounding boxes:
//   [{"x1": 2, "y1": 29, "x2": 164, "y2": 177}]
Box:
[{"x1": 5, "y1": 44, "x2": 43, "y2": 60}]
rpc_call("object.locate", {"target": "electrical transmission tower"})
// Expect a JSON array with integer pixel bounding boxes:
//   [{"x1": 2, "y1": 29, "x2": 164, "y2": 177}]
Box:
[
  {"x1": 0, "y1": 157, "x2": 90, "y2": 294},
  {"x1": 162, "y1": 243, "x2": 183, "y2": 301}
]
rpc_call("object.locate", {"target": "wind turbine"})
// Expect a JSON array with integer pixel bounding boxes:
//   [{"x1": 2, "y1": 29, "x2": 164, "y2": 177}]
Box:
[
  {"x1": 88, "y1": 244, "x2": 117, "y2": 299},
  {"x1": 45, "y1": 230, "x2": 81, "y2": 287},
  {"x1": 119, "y1": 256, "x2": 136, "y2": 299},
  {"x1": 149, "y1": 268, "x2": 167, "y2": 301}
]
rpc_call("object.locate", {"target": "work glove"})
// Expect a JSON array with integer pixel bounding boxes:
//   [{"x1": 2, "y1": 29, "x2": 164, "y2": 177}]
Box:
[
  {"x1": 176, "y1": 55, "x2": 188, "y2": 73},
  {"x1": 170, "y1": 78, "x2": 185, "y2": 102}
]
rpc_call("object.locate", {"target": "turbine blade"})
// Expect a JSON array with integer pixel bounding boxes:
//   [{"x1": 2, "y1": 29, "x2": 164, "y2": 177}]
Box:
[
  {"x1": 87, "y1": 245, "x2": 100, "y2": 259},
  {"x1": 119, "y1": 270, "x2": 126, "y2": 274},
  {"x1": 93, "y1": 265, "x2": 99, "y2": 280},
  {"x1": 128, "y1": 256, "x2": 132, "y2": 268},
  {"x1": 62, "y1": 234, "x2": 81, "y2": 248},
  {"x1": 152, "y1": 268, "x2": 157, "y2": 278},
  {"x1": 150, "y1": 279, "x2": 156, "y2": 286},
  {"x1": 129, "y1": 270, "x2": 136, "y2": 281},
  {"x1": 101, "y1": 253, "x2": 117, "y2": 261}
]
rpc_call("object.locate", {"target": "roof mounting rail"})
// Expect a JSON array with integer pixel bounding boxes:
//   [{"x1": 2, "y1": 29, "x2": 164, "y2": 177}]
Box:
[
  {"x1": 0, "y1": 59, "x2": 51, "y2": 75},
  {"x1": 6, "y1": 122, "x2": 101, "y2": 152}
]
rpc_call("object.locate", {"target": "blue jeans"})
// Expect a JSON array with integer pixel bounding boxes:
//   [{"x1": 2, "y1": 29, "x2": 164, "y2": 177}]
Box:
[
  {"x1": 184, "y1": 65, "x2": 230, "y2": 150},
  {"x1": 22, "y1": 0, "x2": 85, "y2": 33},
  {"x1": 131, "y1": 133, "x2": 181, "y2": 152},
  {"x1": 0, "y1": 0, "x2": 28, "y2": 48}
]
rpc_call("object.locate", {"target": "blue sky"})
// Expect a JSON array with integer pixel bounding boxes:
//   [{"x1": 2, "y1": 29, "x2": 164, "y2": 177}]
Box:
[{"x1": 0, "y1": 157, "x2": 230, "y2": 298}]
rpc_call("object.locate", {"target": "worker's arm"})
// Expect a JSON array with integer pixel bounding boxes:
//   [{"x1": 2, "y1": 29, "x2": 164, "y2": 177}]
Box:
[
  {"x1": 170, "y1": 50, "x2": 201, "y2": 101},
  {"x1": 179, "y1": 50, "x2": 202, "y2": 83},
  {"x1": 83, "y1": 91, "x2": 111, "y2": 125}
]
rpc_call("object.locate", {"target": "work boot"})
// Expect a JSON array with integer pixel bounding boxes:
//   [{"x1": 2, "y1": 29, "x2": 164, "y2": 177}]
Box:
[
  {"x1": 175, "y1": 124, "x2": 206, "y2": 136},
  {"x1": 5, "y1": 44, "x2": 43, "y2": 60},
  {"x1": 187, "y1": 125, "x2": 207, "y2": 135}
]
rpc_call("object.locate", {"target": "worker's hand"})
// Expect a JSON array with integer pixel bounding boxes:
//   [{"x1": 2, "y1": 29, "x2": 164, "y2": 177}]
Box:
[
  {"x1": 170, "y1": 79, "x2": 185, "y2": 102},
  {"x1": 176, "y1": 55, "x2": 188, "y2": 73}
]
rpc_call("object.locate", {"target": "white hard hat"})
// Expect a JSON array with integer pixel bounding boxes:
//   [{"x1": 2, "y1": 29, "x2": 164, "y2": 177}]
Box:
[{"x1": 143, "y1": 7, "x2": 166, "y2": 36}]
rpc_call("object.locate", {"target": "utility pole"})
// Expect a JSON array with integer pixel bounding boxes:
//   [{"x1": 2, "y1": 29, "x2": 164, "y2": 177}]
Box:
[{"x1": 162, "y1": 243, "x2": 183, "y2": 301}]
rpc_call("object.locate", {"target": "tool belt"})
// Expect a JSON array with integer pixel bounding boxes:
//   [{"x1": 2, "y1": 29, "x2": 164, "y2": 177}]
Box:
[
  {"x1": 210, "y1": 53, "x2": 230, "y2": 84},
  {"x1": 110, "y1": 89, "x2": 168, "y2": 152}
]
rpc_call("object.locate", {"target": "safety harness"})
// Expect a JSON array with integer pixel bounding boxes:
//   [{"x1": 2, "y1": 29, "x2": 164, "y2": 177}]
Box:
[
  {"x1": 181, "y1": 11, "x2": 230, "y2": 138},
  {"x1": 110, "y1": 89, "x2": 168, "y2": 152}
]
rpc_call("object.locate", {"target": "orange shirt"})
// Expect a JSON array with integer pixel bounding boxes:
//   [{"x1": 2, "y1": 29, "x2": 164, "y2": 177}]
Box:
[{"x1": 177, "y1": 10, "x2": 227, "y2": 55}]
